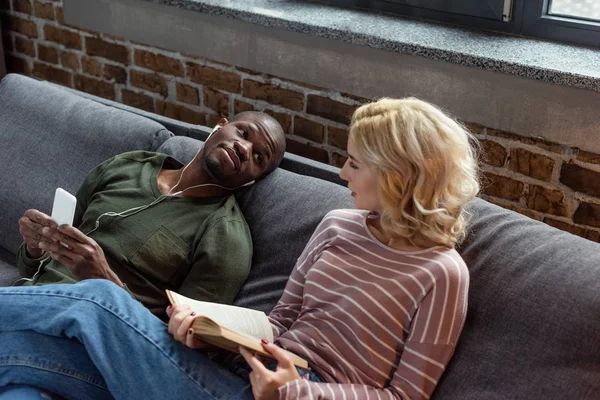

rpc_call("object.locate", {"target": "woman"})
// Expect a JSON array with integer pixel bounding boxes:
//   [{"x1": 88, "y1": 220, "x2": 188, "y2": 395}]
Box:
[{"x1": 0, "y1": 98, "x2": 479, "y2": 399}]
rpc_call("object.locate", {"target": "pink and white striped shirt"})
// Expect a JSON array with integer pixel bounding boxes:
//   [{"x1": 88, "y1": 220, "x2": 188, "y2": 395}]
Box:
[{"x1": 268, "y1": 209, "x2": 469, "y2": 400}]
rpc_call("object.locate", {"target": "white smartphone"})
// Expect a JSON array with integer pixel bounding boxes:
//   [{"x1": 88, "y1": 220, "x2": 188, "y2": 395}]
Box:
[{"x1": 51, "y1": 188, "x2": 77, "y2": 226}]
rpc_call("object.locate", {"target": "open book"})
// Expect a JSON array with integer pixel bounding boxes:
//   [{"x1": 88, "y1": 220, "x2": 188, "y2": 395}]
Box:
[{"x1": 165, "y1": 290, "x2": 309, "y2": 369}]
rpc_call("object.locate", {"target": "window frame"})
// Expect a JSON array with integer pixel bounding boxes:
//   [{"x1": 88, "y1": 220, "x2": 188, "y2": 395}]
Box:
[
  {"x1": 316, "y1": 0, "x2": 600, "y2": 48},
  {"x1": 522, "y1": 0, "x2": 600, "y2": 48}
]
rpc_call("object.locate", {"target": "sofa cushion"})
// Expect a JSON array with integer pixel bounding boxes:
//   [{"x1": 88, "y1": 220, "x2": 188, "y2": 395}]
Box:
[
  {"x1": 157, "y1": 136, "x2": 355, "y2": 313},
  {"x1": 0, "y1": 74, "x2": 173, "y2": 255},
  {"x1": 435, "y1": 198, "x2": 600, "y2": 399},
  {"x1": 0, "y1": 248, "x2": 19, "y2": 287}
]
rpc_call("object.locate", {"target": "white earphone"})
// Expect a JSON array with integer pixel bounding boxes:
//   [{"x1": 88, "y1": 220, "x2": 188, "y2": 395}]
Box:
[
  {"x1": 86, "y1": 123, "x2": 255, "y2": 234},
  {"x1": 13, "y1": 124, "x2": 256, "y2": 286}
]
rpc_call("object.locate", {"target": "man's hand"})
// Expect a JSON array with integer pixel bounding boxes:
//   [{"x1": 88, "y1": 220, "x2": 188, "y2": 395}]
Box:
[
  {"x1": 38, "y1": 225, "x2": 123, "y2": 286},
  {"x1": 239, "y1": 341, "x2": 302, "y2": 400},
  {"x1": 18, "y1": 209, "x2": 57, "y2": 258}
]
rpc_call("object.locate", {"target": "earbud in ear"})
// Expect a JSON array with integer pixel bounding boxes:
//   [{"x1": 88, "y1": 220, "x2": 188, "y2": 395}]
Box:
[{"x1": 206, "y1": 125, "x2": 221, "y2": 141}]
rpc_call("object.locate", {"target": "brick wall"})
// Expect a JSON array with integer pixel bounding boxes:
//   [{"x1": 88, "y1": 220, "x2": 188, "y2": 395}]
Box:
[{"x1": 2, "y1": 0, "x2": 600, "y2": 242}]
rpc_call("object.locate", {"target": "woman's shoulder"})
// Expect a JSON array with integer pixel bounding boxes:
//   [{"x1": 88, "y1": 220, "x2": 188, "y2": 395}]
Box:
[
  {"x1": 425, "y1": 247, "x2": 469, "y2": 284},
  {"x1": 318, "y1": 209, "x2": 369, "y2": 231},
  {"x1": 322, "y1": 209, "x2": 369, "y2": 222}
]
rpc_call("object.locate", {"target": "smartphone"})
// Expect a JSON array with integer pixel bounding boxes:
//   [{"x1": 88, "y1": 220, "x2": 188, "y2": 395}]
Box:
[{"x1": 51, "y1": 188, "x2": 77, "y2": 226}]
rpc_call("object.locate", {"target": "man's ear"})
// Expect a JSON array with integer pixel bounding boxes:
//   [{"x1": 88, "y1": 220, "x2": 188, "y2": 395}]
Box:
[{"x1": 218, "y1": 118, "x2": 228, "y2": 127}]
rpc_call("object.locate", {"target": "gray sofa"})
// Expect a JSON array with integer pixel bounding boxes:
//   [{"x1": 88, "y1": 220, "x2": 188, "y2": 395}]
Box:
[{"x1": 0, "y1": 74, "x2": 598, "y2": 399}]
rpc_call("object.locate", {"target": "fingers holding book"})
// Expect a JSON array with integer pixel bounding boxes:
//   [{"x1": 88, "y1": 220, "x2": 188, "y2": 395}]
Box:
[
  {"x1": 239, "y1": 341, "x2": 302, "y2": 400},
  {"x1": 166, "y1": 304, "x2": 207, "y2": 350}
]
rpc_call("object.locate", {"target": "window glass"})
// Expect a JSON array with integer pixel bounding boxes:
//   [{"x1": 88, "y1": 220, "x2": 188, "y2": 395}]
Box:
[{"x1": 548, "y1": 0, "x2": 600, "y2": 22}]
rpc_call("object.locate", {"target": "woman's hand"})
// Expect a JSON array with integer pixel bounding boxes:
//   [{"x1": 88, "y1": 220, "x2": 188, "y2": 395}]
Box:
[
  {"x1": 166, "y1": 304, "x2": 207, "y2": 349},
  {"x1": 18, "y1": 209, "x2": 57, "y2": 258},
  {"x1": 37, "y1": 225, "x2": 123, "y2": 286},
  {"x1": 239, "y1": 340, "x2": 302, "y2": 400}
]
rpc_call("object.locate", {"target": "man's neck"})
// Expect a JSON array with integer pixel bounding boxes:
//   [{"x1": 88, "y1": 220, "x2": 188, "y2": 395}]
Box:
[{"x1": 157, "y1": 168, "x2": 231, "y2": 198}]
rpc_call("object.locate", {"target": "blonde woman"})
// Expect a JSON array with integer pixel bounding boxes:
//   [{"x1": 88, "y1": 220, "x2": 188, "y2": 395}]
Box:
[{"x1": 0, "y1": 98, "x2": 479, "y2": 400}]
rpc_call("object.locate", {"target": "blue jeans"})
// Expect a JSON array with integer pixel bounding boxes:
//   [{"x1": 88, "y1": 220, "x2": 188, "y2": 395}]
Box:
[{"x1": 0, "y1": 280, "x2": 318, "y2": 399}]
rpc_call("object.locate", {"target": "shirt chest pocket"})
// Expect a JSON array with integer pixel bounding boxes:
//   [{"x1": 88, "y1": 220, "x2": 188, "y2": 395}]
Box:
[{"x1": 129, "y1": 226, "x2": 190, "y2": 284}]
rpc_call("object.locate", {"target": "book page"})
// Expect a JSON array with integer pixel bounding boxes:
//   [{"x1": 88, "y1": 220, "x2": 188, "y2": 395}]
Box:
[{"x1": 167, "y1": 291, "x2": 274, "y2": 342}]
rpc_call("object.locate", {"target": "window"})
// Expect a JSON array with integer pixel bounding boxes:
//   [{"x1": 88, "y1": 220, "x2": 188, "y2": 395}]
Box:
[{"x1": 318, "y1": 0, "x2": 600, "y2": 48}]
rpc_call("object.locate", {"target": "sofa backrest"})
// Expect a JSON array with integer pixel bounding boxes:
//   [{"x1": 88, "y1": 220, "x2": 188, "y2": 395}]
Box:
[
  {"x1": 436, "y1": 198, "x2": 600, "y2": 399},
  {"x1": 0, "y1": 74, "x2": 173, "y2": 255},
  {"x1": 156, "y1": 136, "x2": 355, "y2": 312}
]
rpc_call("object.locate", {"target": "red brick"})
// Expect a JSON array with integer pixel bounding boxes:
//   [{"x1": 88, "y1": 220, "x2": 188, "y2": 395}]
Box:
[
  {"x1": 33, "y1": 1, "x2": 53, "y2": 19},
  {"x1": 37, "y1": 43, "x2": 58, "y2": 64},
  {"x1": 268, "y1": 73, "x2": 326, "y2": 91},
  {"x1": 176, "y1": 82, "x2": 199, "y2": 105},
  {"x1": 585, "y1": 229, "x2": 600, "y2": 243},
  {"x1": 60, "y1": 50, "x2": 80, "y2": 71},
  {"x1": 130, "y1": 69, "x2": 168, "y2": 97},
  {"x1": 14, "y1": 36, "x2": 35, "y2": 57},
  {"x1": 543, "y1": 217, "x2": 587, "y2": 237},
  {"x1": 560, "y1": 163, "x2": 600, "y2": 197},
  {"x1": 307, "y1": 95, "x2": 356, "y2": 125},
  {"x1": 74, "y1": 74, "x2": 115, "y2": 100},
  {"x1": 122, "y1": 89, "x2": 154, "y2": 113},
  {"x1": 204, "y1": 87, "x2": 229, "y2": 115},
  {"x1": 55, "y1": 5, "x2": 63, "y2": 24},
  {"x1": 463, "y1": 121, "x2": 484, "y2": 135},
  {"x1": 264, "y1": 109, "x2": 291, "y2": 134},
  {"x1": 243, "y1": 79, "x2": 304, "y2": 111},
  {"x1": 236, "y1": 65, "x2": 263, "y2": 76},
  {"x1": 510, "y1": 148, "x2": 554, "y2": 181},
  {"x1": 576, "y1": 150, "x2": 600, "y2": 165},
  {"x1": 573, "y1": 202, "x2": 600, "y2": 229},
  {"x1": 86, "y1": 37, "x2": 128, "y2": 64},
  {"x1": 206, "y1": 113, "x2": 223, "y2": 127},
  {"x1": 485, "y1": 197, "x2": 541, "y2": 220},
  {"x1": 526, "y1": 185, "x2": 569, "y2": 217},
  {"x1": 2, "y1": 34, "x2": 13, "y2": 53},
  {"x1": 6, "y1": 54, "x2": 30, "y2": 74},
  {"x1": 3, "y1": 14, "x2": 37, "y2": 38},
  {"x1": 44, "y1": 25, "x2": 81, "y2": 49},
  {"x1": 331, "y1": 152, "x2": 348, "y2": 168},
  {"x1": 285, "y1": 139, "x2": 329, "y2": 164},
  {"x1": 328, "y1": 126, "x2": 348, "y2": 151},
  {"x1": 81, "y1": 56, "x2": 101, "y2": 76},
  {"x1": 104, "y1": 64, "x2": 127, "y2": 84},
  {"x1": 480, "y1": 139, "x2": 507, "y2": 168},
  {"x1": 32, "y1": 61, "x2": 71, "y2": 86},
  {"x1": 482, "y1": 172, "x2": 523, "y2": 201},
  {"x1": 234, "y1": 99, "x2": 254, "y2": 114},
  {"x1": 293, "y1": 116, "x2": 324, "y2": 143},
  {"x1": 340, "y1": 91, "x2": 371, "y2": 104},
  {"x1": 187, "y1": 63, "x2": 241, "y2": 93},
  {"x1": 12, "y1": 0, "x2": 32, "y2": 15},
  {"x1": 121, "y1": 89, "x2": 154, "y2": 113},
  {"x1": 155, "y1": 100, "x2": 205, "y2": 125},
  {"x1": 487, "y1": 128, "x2": 564, "y2": 154},
  {"x1": 134, "y1": 49, "x2": 183, "y2": 76}
]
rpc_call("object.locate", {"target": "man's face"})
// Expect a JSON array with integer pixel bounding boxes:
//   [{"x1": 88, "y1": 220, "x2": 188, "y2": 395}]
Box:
[{"x1": 202, "y1": 115, "x2": 283, "y2": 188}]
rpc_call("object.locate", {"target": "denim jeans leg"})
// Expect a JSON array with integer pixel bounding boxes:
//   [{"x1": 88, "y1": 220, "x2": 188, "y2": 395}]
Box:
[
  {"x1": 0, "y1": 331, "x2": 110, "y2": 400},
  {"x1": 0, "y1": 384, "x2": 67, "y2": 400},
  {"x1": 0, "y1": 280, "x2": 254, "y2": 400}
]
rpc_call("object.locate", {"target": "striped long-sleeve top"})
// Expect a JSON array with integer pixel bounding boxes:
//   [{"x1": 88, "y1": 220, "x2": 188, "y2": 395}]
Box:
[{"x1": 268, "y1": 209, "x2": 469, "y2": 400}]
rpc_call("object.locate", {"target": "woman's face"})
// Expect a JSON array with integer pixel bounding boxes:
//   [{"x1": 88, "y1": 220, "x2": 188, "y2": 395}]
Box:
[{"x1": 339, "y1": 137, "x2": 383, "y2": 212}]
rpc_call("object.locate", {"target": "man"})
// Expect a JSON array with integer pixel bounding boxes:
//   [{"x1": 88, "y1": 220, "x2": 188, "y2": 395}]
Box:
[{"x1": 15, "y1": 111, "x2": 286, "y2": 317}]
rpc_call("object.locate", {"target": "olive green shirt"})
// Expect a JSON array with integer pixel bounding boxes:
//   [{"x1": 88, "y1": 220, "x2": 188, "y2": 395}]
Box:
[{"x1": 17, "y1": 151, "x2": 252, "y2": 317}]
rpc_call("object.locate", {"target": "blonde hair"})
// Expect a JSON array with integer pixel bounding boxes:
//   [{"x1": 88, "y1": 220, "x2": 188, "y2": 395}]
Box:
[{"x1": 350, "y1": 98, "x2": 480, "y2": 248}]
